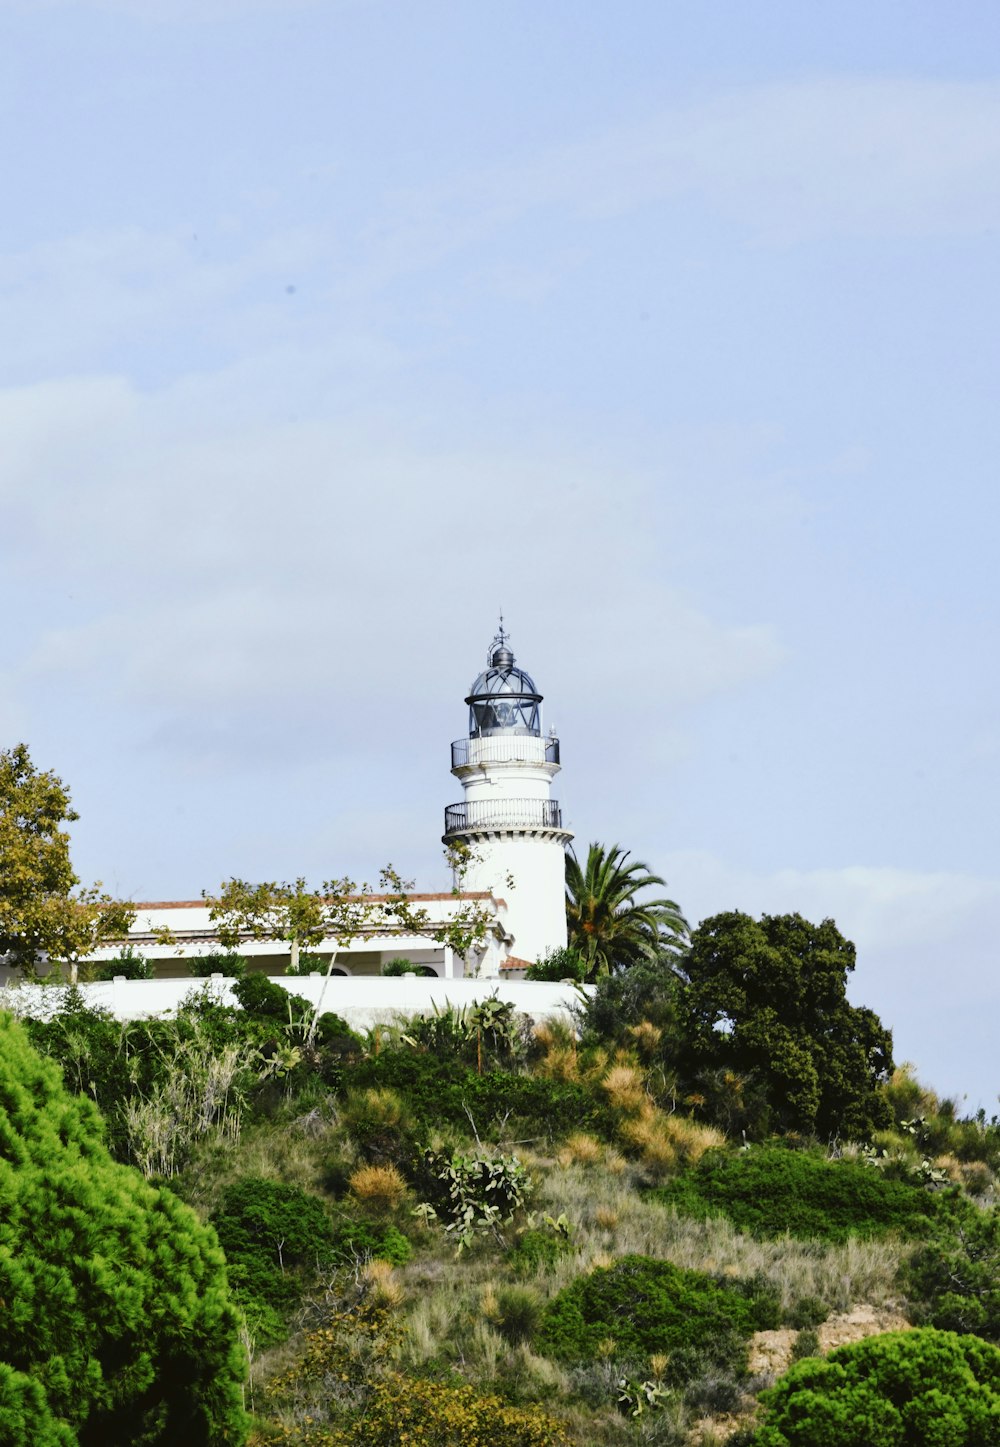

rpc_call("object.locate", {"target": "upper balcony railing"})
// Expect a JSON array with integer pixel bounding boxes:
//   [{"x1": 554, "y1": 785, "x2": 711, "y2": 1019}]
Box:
[
  {"x1": 444, "y1": 798, "x2": 564, "y2": 835},
  {"x1": 451, "y1": 735, "x2": 560, "y2": 770}
]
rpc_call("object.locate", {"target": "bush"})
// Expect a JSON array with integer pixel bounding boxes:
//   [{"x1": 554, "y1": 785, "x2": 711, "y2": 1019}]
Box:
[
  {"x1": 509, "y1": 1225, "x2": 574, "y2": 1277},
  {"x1": 336, "y1": 1373, "x2": 571, "y2": 1446},
  {"x1": 904, "y1": 1191, "x2": 1000, "y2": 1340},
  {"x1": 210, "y1": 1176, "x2": 410, "y2": 1342},
  {"x1": 381, "y1": 957, "x2": 437, "y2": 977},
  {"x1": 654, "y1": 1144, "x2": 937, "y2": 1242},
  {"x1": 537, "y1": 1255, "x2": 775, "y2": 1384},
  {"x1": 91, "y1": 944, "x2": 152, "y2": 980},
  {"x1": 413, "y1": 1147, "x2": 532, "y2": 1250},
  {"x1": 189, "y1": 950, "x2": 248, "y2": 978},
  {"x1": 753, "y1": 1327, "x2": 1000, "y2": 1446},
  {"x1": 347, "y1": 1050, "x2": 612, "y2": 1143},
  {"x1": 0, "y1": 1011, "x2": 248, "y2": 1444},
  {"x1": 526, "y1": 946, "x2": 587, "y2": 982}
]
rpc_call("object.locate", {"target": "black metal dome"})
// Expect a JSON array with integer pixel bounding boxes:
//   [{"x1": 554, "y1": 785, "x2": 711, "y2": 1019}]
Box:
[{"x1": 465, "y1": 632, "x2": 542, "y2": 737}]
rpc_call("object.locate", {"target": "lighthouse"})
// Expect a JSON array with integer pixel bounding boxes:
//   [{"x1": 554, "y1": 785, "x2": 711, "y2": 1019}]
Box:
[{"x1": 443, "y1": 624, "x2": 572, "y2": 970}]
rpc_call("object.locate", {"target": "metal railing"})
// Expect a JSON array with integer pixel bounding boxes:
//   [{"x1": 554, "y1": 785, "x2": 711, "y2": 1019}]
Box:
[
  {"x1": 451, "y1": 735, "x2": 560, "y2": 769},
  {"x1": 444, "y1": 798, "x2": 564, "y2": 834}
]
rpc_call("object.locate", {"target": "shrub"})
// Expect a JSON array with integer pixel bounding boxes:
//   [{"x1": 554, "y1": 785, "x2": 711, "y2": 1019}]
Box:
[
  {"x1": 486, "y1": 1285, "x2": 545, "y2": 1344},
  {"x1": 753, "y1": 1328, "x2": 1000, "y2": 1446},
  {"x1": 346, "y1": 1050, "x2": 611, "y2": 1143},
  {"x1": 413, "y1": 1147, "x2": 532, "y2": 1250},
  {"x1": 526, "y1": 946, "x2": 587, "y2": 982},
  {"x1": 190, "y1": 950, "x2": 248, "y2": 978},
  {"x1": 211, "y1": 1176, "x2": 339, "y2": 1317},
  {"x1": 381, "y1": 957, "x2": 436, "y2": 977},
  {"x1": 0, "y1": 1012, "x2": 248, "y2": 1444},
  {"x1": 904, "y1": 1191, "x2": 1000, "y2": 1340},
  {"x1": 537, "y1": 1255, "x2": 775, "y2": 1384},
  {"x1": 340, "y1": 1087, "x2": 416, "y2": 1166},
  {"x1": 210, "y1": 1176, "x2": 411, "y2": 1340},
  {"x1": 509, "y1": 1224, "x2": 574, "y2": 1277},
  {"x1": 91, "y1": 944, "x2": 152, "y2": 980},
  {"x1": 338, "y1": 1373, "x2": 571, "y2": 1446},
  {"x1": 654, "y1": 1144, "x2": 937, "y2": 1242}
]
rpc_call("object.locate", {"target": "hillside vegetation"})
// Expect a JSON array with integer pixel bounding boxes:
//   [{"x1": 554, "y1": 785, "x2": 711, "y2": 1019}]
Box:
[{"x1": 8, "y1": 924, "x2": 1000, "y2": 1447}]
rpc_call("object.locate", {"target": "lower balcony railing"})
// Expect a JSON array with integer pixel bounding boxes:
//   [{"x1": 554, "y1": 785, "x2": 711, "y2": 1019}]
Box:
[{"x1": 444, "y1": 798, "x2": 564, "y2": 834}]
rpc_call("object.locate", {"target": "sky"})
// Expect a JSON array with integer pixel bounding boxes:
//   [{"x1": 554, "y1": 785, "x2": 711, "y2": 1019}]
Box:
[{"x1": 1, "y1": 1, "x2": 998, "y2": 1108}]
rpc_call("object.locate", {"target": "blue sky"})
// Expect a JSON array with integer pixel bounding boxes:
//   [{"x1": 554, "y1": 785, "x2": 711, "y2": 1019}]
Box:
[{"x1": 2, "y1": 1, "x2": 998, "y2": 1107}]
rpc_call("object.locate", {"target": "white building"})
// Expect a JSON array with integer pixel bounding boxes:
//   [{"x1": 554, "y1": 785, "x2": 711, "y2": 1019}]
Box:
[{"x1": 80, "y1": 626, "x2": 572, "y2": 982}]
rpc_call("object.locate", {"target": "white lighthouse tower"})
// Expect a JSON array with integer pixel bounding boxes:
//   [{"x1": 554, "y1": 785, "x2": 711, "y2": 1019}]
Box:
[{"x1": 444, "y1": 624, "x2": 572, "y2": 970}]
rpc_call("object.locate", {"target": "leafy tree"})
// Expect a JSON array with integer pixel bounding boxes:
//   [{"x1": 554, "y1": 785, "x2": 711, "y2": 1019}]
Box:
[
  {"x1": 204, "y1": 849, "x2": 497, "y2": 980},
  {"x1": 565, "y1": 842, "x2": 688, "y2": 980},
  {"x1": 905, "y1": 1191, "x2": 1000, "y2": 1341},
  {"x1": 0, "y1": 1011, "x2": 248, "y2": 1445},
  {"x1": 0, "y1": 743, "x2": 135, "y2": 980},
  {"x1": 752, "y1": 1328, "x2": 1000, "y2": 1447},
  {"x1": 679, "y1": 912, "x2": 893, "y2": 1139}
]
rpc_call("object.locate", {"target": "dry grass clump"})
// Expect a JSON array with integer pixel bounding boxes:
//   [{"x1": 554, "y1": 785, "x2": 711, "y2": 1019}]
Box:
[
  {"x1": 601, "y1": 1062, "x2": 648, "y2": 1114},
  {"x1": 360, "y1": 1259, "x2": 405, "y2": 1308},
  {"x1": 348, "y1": 1163, "x2": 408, "y2": 1209},
  {"x1": 626, "y1": 1020, "x2": 663, "y2": 1059},
  {"x1": 556, "y1": 1132, "x2": 604, "y2": 1167},
  {"x1": 533, "y1": 1021, "x2": 580, "y2": 1082}
]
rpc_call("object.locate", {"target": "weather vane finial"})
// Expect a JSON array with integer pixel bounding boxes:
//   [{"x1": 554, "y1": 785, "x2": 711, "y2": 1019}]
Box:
[{"x1": 489, "y1": 610, "x2": 511, "y2": 663}]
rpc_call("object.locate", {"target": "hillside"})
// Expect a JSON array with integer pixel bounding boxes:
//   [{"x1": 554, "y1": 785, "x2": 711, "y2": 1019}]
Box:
[{"x1": 10, "y1": 958, "x2": 1000, "y2": 1447}]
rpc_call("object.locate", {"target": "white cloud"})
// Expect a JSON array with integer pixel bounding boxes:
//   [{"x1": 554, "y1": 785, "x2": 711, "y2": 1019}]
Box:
[{"x1": 2, "y1": 369, "x2": 784, "y2": 765}]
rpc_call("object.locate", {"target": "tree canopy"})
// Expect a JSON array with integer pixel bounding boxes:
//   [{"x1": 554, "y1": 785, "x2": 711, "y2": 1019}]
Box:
[
  {"x1": 679, "y1": 911, "x2": 894, "y2": 1139},
  {"x1": 753, "y1": 1328, "x2": 1000, "y2": 1447},
  {"x1": 0, "y1": 1011, "x2": 248, "y2": 1445},
  {"x1": 565, "y1": 842, "x2": 688, "y2": 980},
  {"x1": 0, "y1": 743, "x2": 134, "y2": 980}
]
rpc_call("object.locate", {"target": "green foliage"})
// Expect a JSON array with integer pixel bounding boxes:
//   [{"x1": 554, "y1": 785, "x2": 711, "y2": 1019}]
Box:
[
  {"x1": 526, "y1": 946, "x2": 587, "y2": 982},
  {"x1": 537, "y1": 1255, "x2": 776, "y2": 1383},
  {"x1": 509, "y1": 1224, "x2": 575, "y2": 1277},
  {"x1": 189, "y1": 951, "x2": 248, "y2": 978},
  {"x1": 91, "y1": 944, "x2": 152, "y2": 980},
  {"x1": 402, "y1": 996, "x2": 526, "y2": 1068},
  {"x1": 905, "y1": 1191, "x2": 1000, "y2": 1340},
  {"x1": 210, "y1": 1176, "x2": 410, "y2": 1343},
  {"x1": 0, "y1": 1011, "x2": 248, "y2": 1445},
  {"x1": 348, "y1": 1048, "x2": 610, "y2": 1142},
  {"x1": 753, "y1": 1328, "x2": 1000, "y2": 1447},
  {"x1": 413, "y1": 1147, "x2": 532, "y2": 1250},
  {"x1": 490, "y1": 1285, "x2": 545, "y2": 1345},
  {"x1": 380, "y1": 956, "x2": 437, "y2": 977},
  {"x1": 576, "y1": 953, "x2": 684, "y2": 1045},
  {"x1": 654, "y1": 1144, "x2": 937, "y2": 1243},
  {"x1": 0, "y1": 743, "x2": 135, "y2": 979},
  {"x1": 565, "y1": 842, "x2": 688, "y2": 979},
  {"x1": 679, "y1": 911, "x2": 894, "y2": 1139}
]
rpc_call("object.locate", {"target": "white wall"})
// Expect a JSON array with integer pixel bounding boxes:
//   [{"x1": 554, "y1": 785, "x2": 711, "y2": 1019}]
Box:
[{"x1": 0, "y1": 975, "x2": 590, "y2": 1028}]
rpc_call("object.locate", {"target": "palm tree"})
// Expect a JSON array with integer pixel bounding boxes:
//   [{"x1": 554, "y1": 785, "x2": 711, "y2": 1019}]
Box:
[{"x1": 565, "y1": 842, "x2": 688, "y2": 981}]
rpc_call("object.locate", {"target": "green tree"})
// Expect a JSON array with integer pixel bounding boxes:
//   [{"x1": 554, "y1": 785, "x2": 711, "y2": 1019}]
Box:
[
  {"x1": 204, "y1": 848, "x2": 497, "y2": 979},
  {"x1": 679, "y1": 912, "x2": 893, "y2": 1139},
  {"x1": 752, "y1": 1328, "x2": 1000, "y2": 1447},
  {"x1": 565, "y1": 842, "x2": 688, "y2": 980},
  {"x1": 0, "y1": 743, "x2": 135, "y2": 981},
  {"x1": 0, "y1": 1011, "x2": 248, "y2": 1445},
  {"x1": 905, "y1": 1191, "x2": 1000, "y2": 1341}
]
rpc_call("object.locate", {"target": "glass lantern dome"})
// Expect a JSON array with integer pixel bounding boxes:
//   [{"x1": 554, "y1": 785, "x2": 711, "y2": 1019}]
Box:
[{"x1": 466, "y1": 632, "x2": 542, "y2": 737}]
